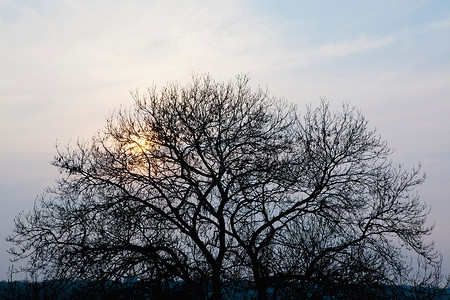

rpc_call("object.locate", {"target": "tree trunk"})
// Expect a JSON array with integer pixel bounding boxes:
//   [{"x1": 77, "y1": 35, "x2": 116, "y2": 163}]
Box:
[
  {"x1": 252, "y1": 263, "x2": 268, "y2": 300},
  {"x1": 255, "y1": 278, "x2": 268, "y2": 300},
  {"x1": 210, "y1": 267, "x2": 222, "y2": 300}
]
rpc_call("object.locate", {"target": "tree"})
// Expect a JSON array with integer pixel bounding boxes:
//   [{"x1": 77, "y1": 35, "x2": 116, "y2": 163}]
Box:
[{"x1": 8, "y1": 74, "x2": 445, "y2": 299}]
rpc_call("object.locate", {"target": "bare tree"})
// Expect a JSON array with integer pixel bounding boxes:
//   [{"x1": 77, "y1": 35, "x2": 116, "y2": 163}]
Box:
[{"x1": 8, "y1": 74, "x2": 445, "y2": 299}]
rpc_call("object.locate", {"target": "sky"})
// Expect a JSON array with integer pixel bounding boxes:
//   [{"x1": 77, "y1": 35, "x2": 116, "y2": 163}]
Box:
[{"x1": 0, "y1": 0, "x2": 449, "y2": 281}]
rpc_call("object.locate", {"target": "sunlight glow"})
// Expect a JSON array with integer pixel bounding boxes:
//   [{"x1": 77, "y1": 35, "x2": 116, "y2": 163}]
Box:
[{"x1": 125, "y1": 135, "x2": 153, "y2": 154}]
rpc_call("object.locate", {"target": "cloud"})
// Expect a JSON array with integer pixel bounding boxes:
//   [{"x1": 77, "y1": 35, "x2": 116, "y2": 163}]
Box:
[
  {"x1": 316, "y1": 36, "x2": 393, "y2": 58},
  {"x1": 426, "y1": 18, "x2": 450, "y2": 30}
]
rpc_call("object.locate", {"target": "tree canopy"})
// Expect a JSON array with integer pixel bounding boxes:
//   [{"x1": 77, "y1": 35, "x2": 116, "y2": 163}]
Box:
[{"x1": 8, "y1": 75, "x2": 445, "y2": 299}]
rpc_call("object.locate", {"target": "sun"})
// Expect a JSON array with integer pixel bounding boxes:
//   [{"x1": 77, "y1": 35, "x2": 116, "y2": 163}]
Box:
[
  {"x1": 124, "y1": 135, "x2": 153, "y2": 154},
  {"x1": 122, "y1": 134, "x2": 156, "y2": 172}
]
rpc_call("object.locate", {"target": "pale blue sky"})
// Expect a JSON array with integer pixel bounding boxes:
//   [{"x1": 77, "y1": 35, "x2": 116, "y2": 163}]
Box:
[{"x1": 1, "y1": 0, "x2": 449, "y2": 280}]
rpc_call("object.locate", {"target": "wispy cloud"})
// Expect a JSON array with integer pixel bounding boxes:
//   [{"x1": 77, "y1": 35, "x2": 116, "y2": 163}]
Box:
[
  {"x1": 425, "y1": 18, "x2": 450, "y2": 30},
  {"x1": 316, "y1": 36, "x2": 393, "y2": 58}
]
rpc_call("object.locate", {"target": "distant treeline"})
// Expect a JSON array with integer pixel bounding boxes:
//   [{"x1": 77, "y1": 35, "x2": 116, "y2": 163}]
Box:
[{"x1": 0, "y1": 279, "x2": 449, "y2": 299}]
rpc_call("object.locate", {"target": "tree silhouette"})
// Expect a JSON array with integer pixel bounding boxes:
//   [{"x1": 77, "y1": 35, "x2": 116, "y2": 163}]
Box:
[{"x1": 8, "y1": 74, "x2": 445, "y2": 299}]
